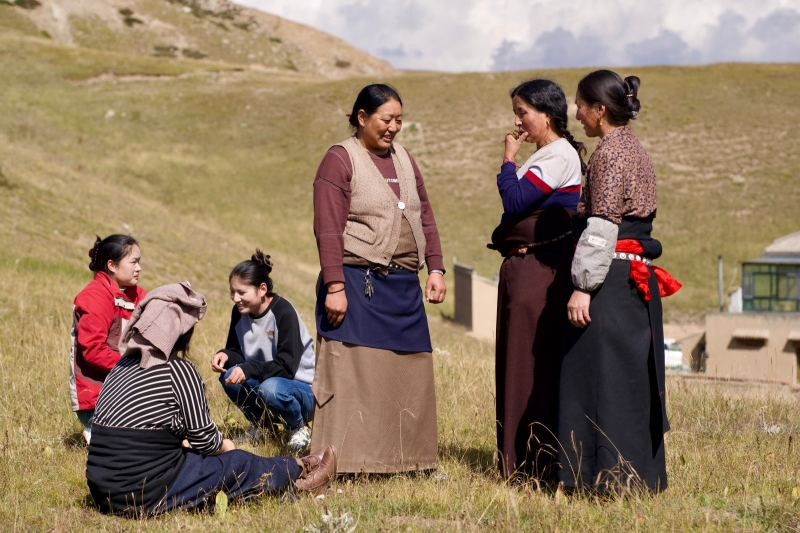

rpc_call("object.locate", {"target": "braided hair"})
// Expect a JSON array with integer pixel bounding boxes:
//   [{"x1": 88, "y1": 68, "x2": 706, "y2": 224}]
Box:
[
  {"x1": 576, "y1": 69, "x2": 641, "y2": 126},
  {"x1": 510, "y1": 79, "x2": 587, "y2": 175},
  {"x1": 88, "y1": 234, "x2": 139, "y2": 275},
  {"x1": 229, "y1": 249, "x2": 274, "y2": 293}
]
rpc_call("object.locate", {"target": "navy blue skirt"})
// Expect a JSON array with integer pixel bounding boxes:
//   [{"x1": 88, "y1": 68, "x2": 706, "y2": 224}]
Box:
[{"x1": 315, "y1": 266, "x2": 432, "y2": 353}]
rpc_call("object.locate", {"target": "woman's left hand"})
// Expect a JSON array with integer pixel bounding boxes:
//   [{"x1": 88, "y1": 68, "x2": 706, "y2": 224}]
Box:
[
  {"x1": 224, "y1": 366, "x2": 246, "y2": 385},
  {"x1": 425, "y1": 273, "x2": 446, "y2": 304},
  {"x1": 567, "y1": 289, "x2": 592, "y2": 328}
]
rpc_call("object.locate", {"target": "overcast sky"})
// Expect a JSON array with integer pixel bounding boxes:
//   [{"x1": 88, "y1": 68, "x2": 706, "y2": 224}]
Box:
[{"x1": 235, "y1": 0, "x2": 800, "y2": 72}]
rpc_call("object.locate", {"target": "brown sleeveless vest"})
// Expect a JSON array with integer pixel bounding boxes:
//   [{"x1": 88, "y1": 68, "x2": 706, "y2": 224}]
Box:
[{"x1": 336, "y1": 136, "x2": 427, "y2": 268}]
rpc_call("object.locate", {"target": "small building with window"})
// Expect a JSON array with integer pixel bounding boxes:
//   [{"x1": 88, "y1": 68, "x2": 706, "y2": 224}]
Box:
[
  {"x1": 704, "y1": 231, "x2": 800, "y2": 384},
  {"x1": 742, "y1": 231, "x2": 800, "y2": 311}
]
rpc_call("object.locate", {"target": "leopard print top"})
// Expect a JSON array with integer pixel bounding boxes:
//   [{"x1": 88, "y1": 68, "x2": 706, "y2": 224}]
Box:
[{"x1": 577, "y1": 125, "x2": 657, "y2": 225}]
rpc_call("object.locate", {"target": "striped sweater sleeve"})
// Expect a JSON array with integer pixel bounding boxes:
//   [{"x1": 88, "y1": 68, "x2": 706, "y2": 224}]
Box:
[
  {"x1": 497, "y1": 161, "x2": 550, "y2": 215},
  {"x1": 497, "y1": 149, "x2": 581, "y2": 216},
  {"x1": 171, "y1": 360, "x2": 223, "y2": 455}
]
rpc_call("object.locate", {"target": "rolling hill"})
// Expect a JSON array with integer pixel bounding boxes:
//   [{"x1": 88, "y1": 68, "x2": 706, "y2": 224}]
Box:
[
  {"x1": 2, "y1": 0, "x2": 397, "y2": 78},
  {"x1": 2, "y1": 1, "x2": 799, "y2": 320}
]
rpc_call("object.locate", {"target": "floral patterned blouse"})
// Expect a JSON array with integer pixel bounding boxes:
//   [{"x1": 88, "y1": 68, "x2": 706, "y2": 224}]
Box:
[{"x1": 577, "y1": 125, "x2": 657, "y2": 224}]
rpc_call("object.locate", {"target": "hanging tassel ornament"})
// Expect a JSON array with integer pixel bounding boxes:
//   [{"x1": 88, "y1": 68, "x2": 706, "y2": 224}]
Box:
[{"x1": 364, "y1": 269, "x2": 374, "y2": 298}]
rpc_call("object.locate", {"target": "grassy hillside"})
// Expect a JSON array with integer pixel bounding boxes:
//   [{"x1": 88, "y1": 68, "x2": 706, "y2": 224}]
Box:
[
  {"x1": 2, "y1": 0, "x2": 397, "y2": 78},
  {"x1": 2, "y1": 8, "x2": 800, "y2": 531},
  {"x1": 2, "y1": 18, "x2": 799, "y2": 318}
]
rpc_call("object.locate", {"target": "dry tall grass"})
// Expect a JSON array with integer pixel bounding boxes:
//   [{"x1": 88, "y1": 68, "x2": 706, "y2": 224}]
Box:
[
  {"x1": 3, "y1": 265, "x2": 800, "y2": 531},
  {"x1": 2, "y1": 11, "x2": 800, "y2": 531}
]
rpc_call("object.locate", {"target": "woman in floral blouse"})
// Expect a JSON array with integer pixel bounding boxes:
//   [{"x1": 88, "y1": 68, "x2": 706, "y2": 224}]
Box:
[{"x1": 557, "y1": 70, "x2": 681, "y2": 494}]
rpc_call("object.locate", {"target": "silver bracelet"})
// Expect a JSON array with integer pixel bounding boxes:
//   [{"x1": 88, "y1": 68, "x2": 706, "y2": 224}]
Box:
[{"x1": 429, "y1": 269, "x2": 444, "y2": 276}]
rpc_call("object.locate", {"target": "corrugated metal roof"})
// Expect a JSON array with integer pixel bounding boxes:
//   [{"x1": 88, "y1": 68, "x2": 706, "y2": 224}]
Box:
[{"x1": 732, "y1": 328, "x2": 770, "y2": 340}]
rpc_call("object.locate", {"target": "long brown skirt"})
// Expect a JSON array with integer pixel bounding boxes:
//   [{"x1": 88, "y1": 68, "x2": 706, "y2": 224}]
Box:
[
  {"x1": 496, "y1": 241, "x2": 573, "y2": 481},
  {"x1": 310, "y1": 337, "x2": 438, "y2": 473}
]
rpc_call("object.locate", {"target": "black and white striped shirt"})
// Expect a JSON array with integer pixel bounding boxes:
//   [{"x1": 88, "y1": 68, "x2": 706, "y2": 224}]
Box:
[{"x1": 93, "y1": 355, "x2": 222, "y2": 455}]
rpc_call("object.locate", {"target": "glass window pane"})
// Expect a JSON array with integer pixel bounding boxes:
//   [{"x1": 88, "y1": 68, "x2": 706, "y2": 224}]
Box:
[
  {"x1": 753, "y1": 274, "x2": 773, "y2": 298},
  {"x1": 778, "y1": 275, "x2": 789, "y2": 299},
  {"x1": 753, "y1": 298, "x2": 771, "y2": 310},
  {"x1": 743, "y1": 272, "x2": 755, "y2": 299},
  {"x1": 787, "y1": 273, "x2": 798, "y2": 300},
  {"x1": 743, "y1": 264, "x2": 770, "y2": 273},
  {"x1": 772, "y1": 299, "x2": 797, "y2": 312}
]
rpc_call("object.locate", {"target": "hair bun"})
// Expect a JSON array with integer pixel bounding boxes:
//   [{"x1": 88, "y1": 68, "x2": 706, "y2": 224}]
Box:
[
  {"x1": 252, "y1": 248, "x2": 273, "y2": 273},
  {"x1": 623, "y1": 76, "x2": 641, "y2": 116}
]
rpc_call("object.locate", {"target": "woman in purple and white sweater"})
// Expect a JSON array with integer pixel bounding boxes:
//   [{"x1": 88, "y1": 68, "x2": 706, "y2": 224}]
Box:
[{"x1": 491, "y1": 79, "x2": 586, "y2": 483}]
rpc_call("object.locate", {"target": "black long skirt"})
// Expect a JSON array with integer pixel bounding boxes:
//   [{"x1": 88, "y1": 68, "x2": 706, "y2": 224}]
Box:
[{"x1": 557, "y1": 217, "x2": 669, "y2": 493}]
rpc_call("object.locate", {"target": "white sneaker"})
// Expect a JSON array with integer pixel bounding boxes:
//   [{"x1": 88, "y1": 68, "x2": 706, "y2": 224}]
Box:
[
  {"x1": 82, "y1": 426, "x2": 92, "y2": 445},
  {"x1": 286, "y1": 425, "x2": 311, "y2": 453}
]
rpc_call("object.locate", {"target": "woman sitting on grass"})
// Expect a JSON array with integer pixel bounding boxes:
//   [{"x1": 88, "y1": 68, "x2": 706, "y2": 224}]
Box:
[
  {"x1": 70, "y1": 234, "x2": 146, "y2": 444},
  {"x1": 211, "y1": 250, "x2": 316, "y2": 453},
  {"x1": 86, "y1": 282, "x2": 335, "y2": 516}
]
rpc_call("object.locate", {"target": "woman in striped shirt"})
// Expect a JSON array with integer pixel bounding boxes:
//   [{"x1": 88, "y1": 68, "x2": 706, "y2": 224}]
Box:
[{"x1": 86, "y1": 283, "x2": 335, "y2": 516}]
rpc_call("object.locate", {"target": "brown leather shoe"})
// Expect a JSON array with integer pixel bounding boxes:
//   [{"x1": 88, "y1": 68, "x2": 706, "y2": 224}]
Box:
[{"x1": 295, "y1": 445, "x2": 337, "y2": 495}]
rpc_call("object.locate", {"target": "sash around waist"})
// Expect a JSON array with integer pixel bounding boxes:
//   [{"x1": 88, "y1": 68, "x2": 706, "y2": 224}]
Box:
[
  {"x1": 489, "y1": 207, "x2": 576, "y2": 256},
  {"x1": 86, "y1": 425, "x2": 186, "y2": 515}
]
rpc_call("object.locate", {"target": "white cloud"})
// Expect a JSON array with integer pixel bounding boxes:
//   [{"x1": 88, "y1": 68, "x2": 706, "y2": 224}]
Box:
[{"x1": 234, "y1": 0, "x2": 800, "y2": 71}]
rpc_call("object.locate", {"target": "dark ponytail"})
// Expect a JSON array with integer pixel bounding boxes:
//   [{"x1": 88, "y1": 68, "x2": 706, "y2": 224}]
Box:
[
  {"x1": 173, "y1": 327, "x2": 195, "y2": 358},
  {"x1": 230, "y1": 249, "x2": 274, "y2": 293},
  {"x1": 510, "y1": 79, "x2": 587, "y2": 175},
  {"x1": 577, "y1": 69, "x2": 641, "y2": 126},
  {"x1": 88, "y1": 234, "x2": 139, "y2": 275},
  {"x1": 348, "y1": 84, "x2": 402, "y2": 130}
]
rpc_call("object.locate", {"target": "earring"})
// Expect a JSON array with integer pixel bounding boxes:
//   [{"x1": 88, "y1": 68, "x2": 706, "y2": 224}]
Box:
[{"x1": 598, "y1": 117, "x2": 603, "y2": 127}]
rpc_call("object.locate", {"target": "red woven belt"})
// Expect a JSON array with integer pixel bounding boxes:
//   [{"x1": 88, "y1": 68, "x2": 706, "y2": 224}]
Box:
[{"x1": 615, "y1": 239, "x2": 682, "y2": 301}]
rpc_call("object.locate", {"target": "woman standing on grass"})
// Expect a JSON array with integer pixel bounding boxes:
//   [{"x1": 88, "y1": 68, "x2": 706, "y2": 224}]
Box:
[
  {"x1": 557, "y1": 70, "x2": 681, "y2": 493},
  {"x1": 86, "y1": 282, "x2": 336, "y2": 515},
  {"x1": 491, "y1": 79, "x2": 585, "y2": 482},
  {"x1": 69, "y1": 235, "x2": 146, "y2": 444},
  {"x1": 210, "y1": 250, "x2": 316, "y2": 453},
  {"x1": 310, "y1": 83, "x2": 446, "y2": 473}
]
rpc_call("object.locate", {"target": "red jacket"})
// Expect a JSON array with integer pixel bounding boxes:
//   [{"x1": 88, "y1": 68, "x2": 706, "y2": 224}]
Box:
[{"x1": 69, "y1": 272, "x2": 146, "y2": 411}]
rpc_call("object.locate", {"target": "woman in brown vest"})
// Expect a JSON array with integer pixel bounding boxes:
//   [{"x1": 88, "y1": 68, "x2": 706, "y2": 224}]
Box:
[{"x1": 311, "y1": 84, "x2": 446, "y2": 474}]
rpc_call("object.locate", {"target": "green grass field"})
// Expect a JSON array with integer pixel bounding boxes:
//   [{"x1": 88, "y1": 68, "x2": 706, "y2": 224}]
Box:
[{"x1": 2, "y1": 5, "x2": 800, "y2": 530}]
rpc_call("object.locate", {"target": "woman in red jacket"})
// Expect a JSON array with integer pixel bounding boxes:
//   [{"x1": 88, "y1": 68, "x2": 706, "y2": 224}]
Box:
[{"x1": 69, "y1": 235, "x2": 146, "y2": 443}]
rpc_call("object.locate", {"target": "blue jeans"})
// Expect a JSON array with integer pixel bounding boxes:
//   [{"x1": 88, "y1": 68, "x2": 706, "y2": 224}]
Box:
[
  {"x1": 220, "y1": 369, "x2": 314, "y2": 431},
  {"x1": 76, "y1": 409, "x2": 94, "y2": 428}
]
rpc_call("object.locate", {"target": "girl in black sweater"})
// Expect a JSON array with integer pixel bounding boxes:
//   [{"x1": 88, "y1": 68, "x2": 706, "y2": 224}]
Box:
[{"x1": 211, "y1": 250, "x2": 316, "y2": 452}]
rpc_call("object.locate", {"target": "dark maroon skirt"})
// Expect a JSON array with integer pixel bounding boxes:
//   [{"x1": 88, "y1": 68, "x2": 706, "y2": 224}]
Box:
[{"x1": 492, "y1": 207, "x2": 575, "y2": 481}]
